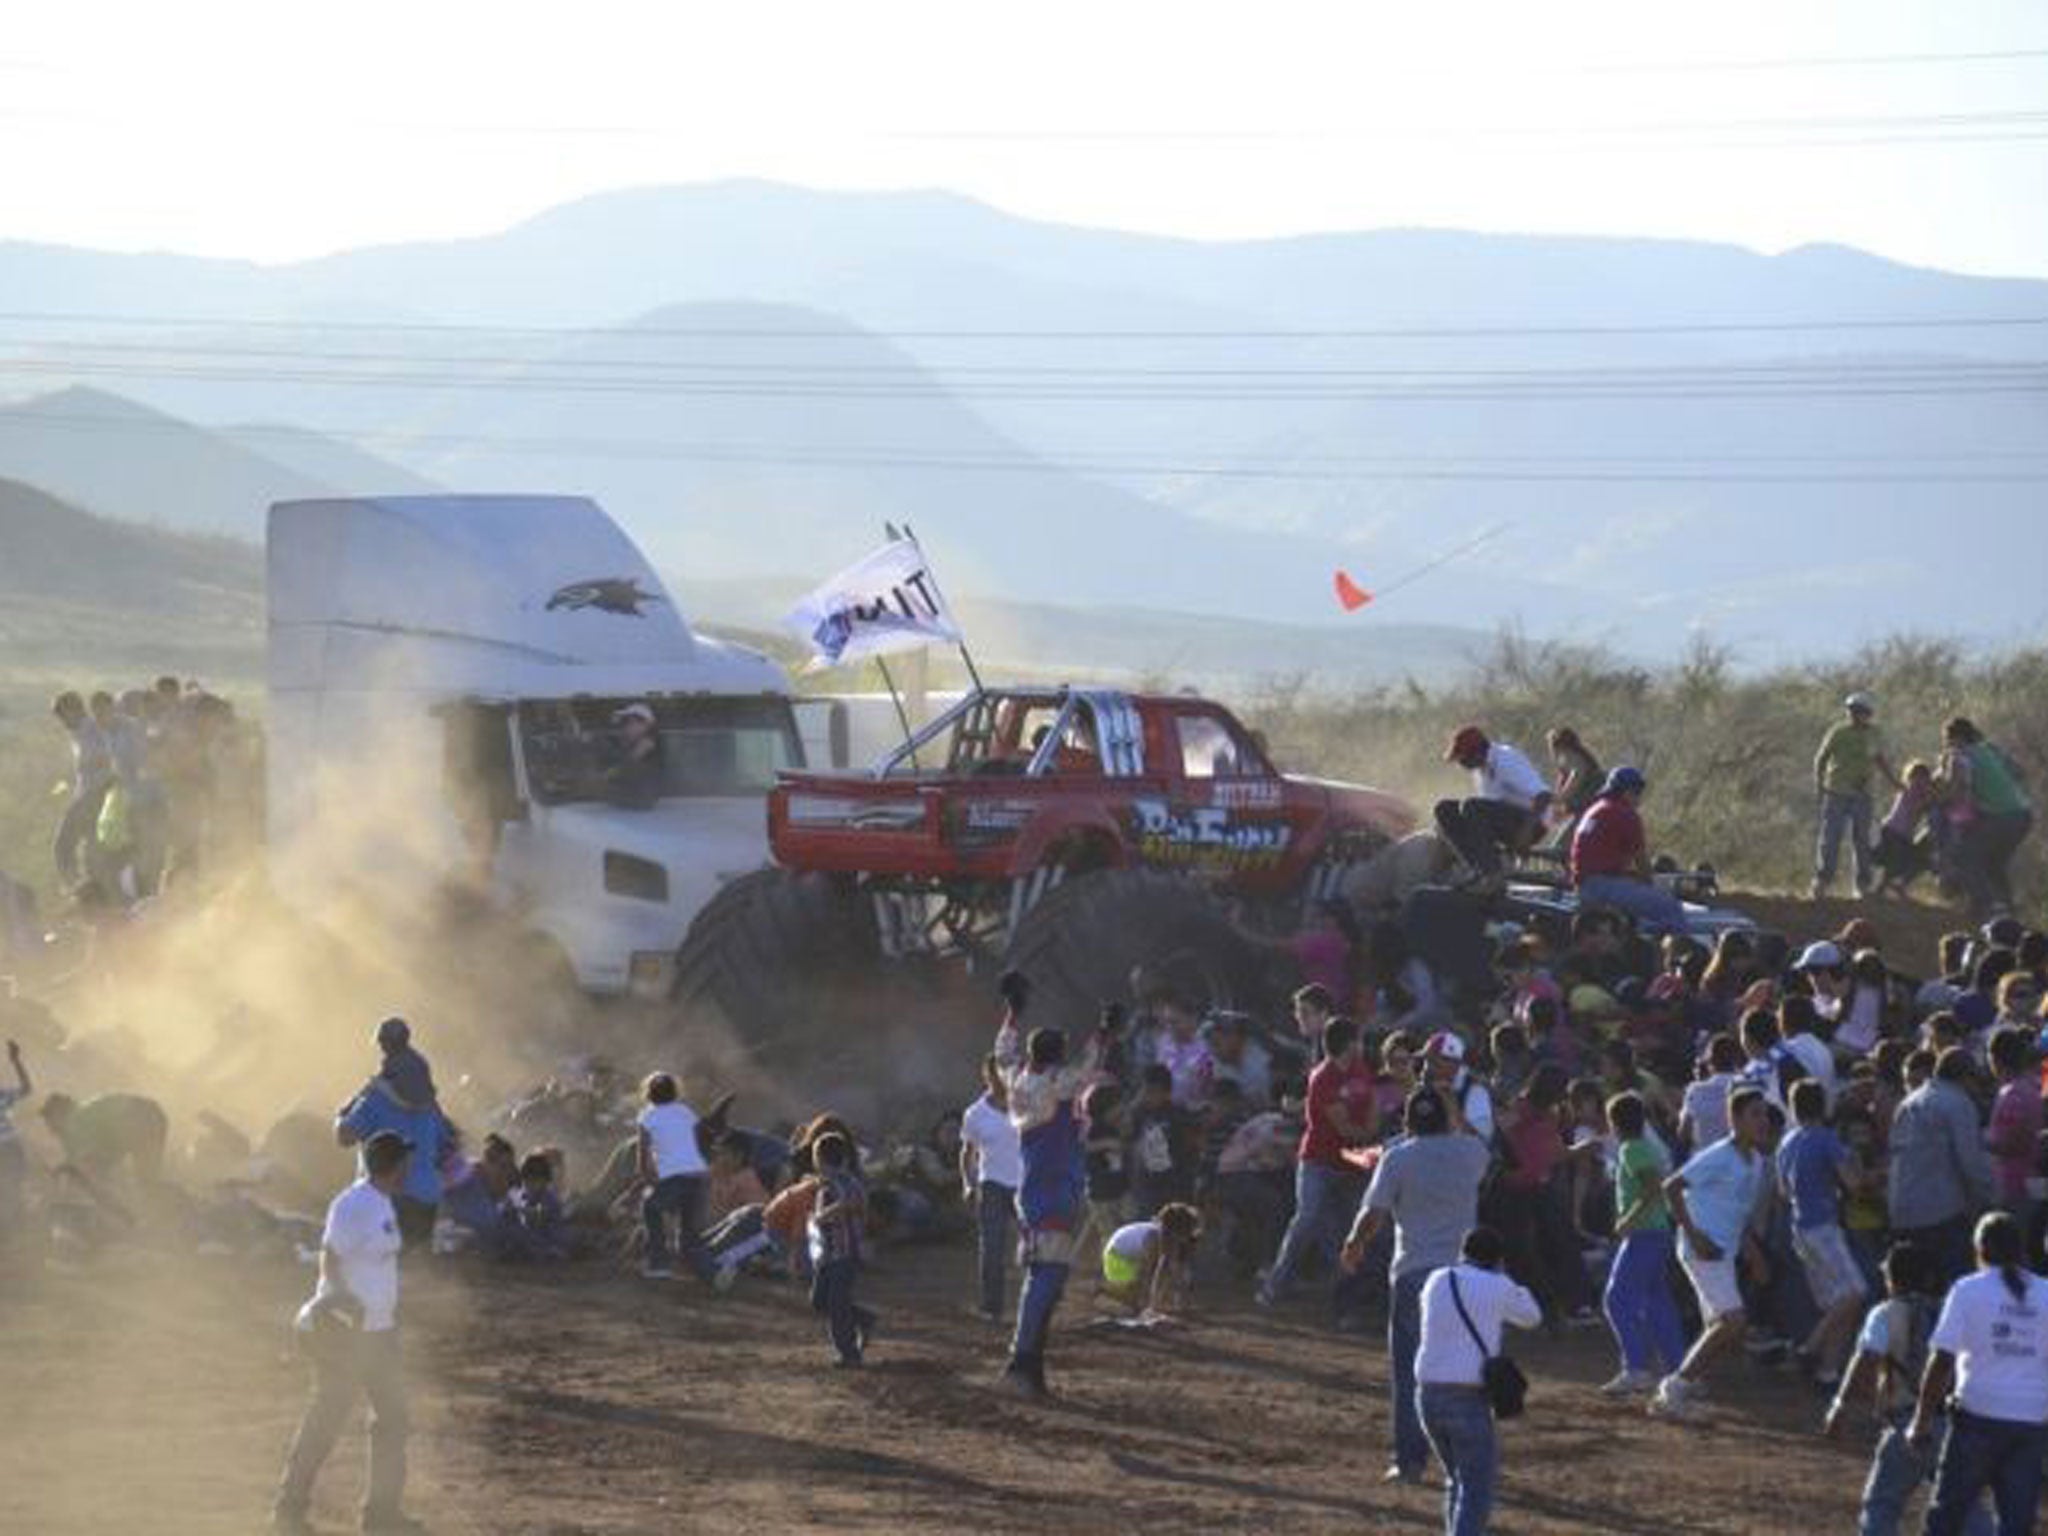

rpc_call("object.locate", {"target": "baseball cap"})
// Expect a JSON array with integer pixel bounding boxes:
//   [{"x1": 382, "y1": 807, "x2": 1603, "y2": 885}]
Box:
[
  {"x1": 1422, "y1": 1030, "x2": 1465, "y2": 1063},
  {"x1": 1793, "y1": 940, "x2": 1844, "y2": 972},
  {"x1": 1445, "y1": 725, "x2": 1488, "y2": 762},
  {"x1": 614, "y1": 702, "x2": 656, "y2": 726},
  {"x1": 1844, "y1": 691, "x2": 1875, "y2": 714},
  {"x1": 1602, "y1": 765, "x2": 1646, "y2": 796}
]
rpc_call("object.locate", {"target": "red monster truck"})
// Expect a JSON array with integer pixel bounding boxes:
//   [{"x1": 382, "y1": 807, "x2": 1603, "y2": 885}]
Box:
[{"x1": 672, "y1": 685, "x2": 1412, "y2": 1040}]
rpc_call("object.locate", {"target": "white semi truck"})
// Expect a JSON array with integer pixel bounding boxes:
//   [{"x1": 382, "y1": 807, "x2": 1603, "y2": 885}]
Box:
[{"x1": 266, "y1": 494, "x2": 835, "y2": 997}]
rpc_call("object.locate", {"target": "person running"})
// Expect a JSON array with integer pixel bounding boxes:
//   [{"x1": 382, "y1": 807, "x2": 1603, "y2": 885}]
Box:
[
  {"x1": 1341, "y1": 1087, "x2": 1492, "y2": 1484},
  {"x1": 1825, "y1": 1241, "x2": 1992, "y2": 1536},
  {"x1": 1257, "y1": 1017, "x2": 1372, "y2": 1310},
  {"x1": 273, "y1": 1129, "x2": 419, "y2": 1535},
  {"x1": 806, "y1": 1132, "x2": 875, "y2": 1368},
  {"x1": 1776, "y1": 1079, "x2": 1870, "y2": 1388},
  {"x1": 960, "y1": 1053, "x2": 1023, "y2": 1322},
  {"x1": 1812, "y1": 692, "x2": 1898, "y2": 898},
  {"x1": 1651, "y1": 1086, "x2": 1772, "y2": 1421},
  {"x1": 1001, "y1": 1021, "x2": 1103, "y2": 1397},
  {"x1": 635, "y1": 1072, "x2": 712, "y2": 1282},
  {"x1": 1599, "y1": 1091, "x2": 1688, "y2": 1396},
  {"x1": 1908, "y1": 1213, "x2": 2048, "y2": 1536},
  {"x1": 1568, "y1": 766, "x2": 1689, "y2": 936},
  {"x1": 1435, "y1": 726, "x2": 1551, "y2": 887},
  {"x1": 1414, "y1": 1225, "x2": 1542, "y2": 1536}
]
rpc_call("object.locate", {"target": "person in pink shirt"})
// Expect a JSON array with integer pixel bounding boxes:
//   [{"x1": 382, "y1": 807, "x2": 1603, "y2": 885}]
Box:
[
  {"x1": 1985, "y1": 1027, "x2": 2042, "y2": 1232},
  {"x1": 1292, "y1": 898, "x2": 1361, "y2": 1016}
]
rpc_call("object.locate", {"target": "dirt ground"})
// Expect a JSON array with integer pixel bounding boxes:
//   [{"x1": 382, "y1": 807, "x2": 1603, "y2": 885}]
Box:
[{"x1": 0, "y1": 1228, "x2": 1892, "y2": 1536}]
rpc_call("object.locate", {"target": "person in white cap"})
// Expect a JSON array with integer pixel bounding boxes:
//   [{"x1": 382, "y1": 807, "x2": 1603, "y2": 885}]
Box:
[
  {"x1": 1812, "y1": 693, "x2": 1899, "y2": 899},
  {"x1": 605, "y1": 702, "x2": 663, "y2": 808},
  {"x1": 1422, "y1": 1031, "x2": 1494, "y2": 1144}
]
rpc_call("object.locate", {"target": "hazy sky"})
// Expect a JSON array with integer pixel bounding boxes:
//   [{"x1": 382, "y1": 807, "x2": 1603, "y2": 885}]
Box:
[{"x1": 6, "y1": 1, "x2": 2047, "y2": 275}]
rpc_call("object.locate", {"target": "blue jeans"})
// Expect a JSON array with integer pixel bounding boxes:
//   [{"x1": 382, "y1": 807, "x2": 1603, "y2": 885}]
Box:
[
  {"x1": 1603, "y1": 1229, "x2": 1688, "y2": 1375},
  {"x1": 1817, "y1": 791, "x2": 1875, "y2": 891},
  {"x1": 976, "y1": 1181, "x2": 1015, "y2": 1316},
  {"x1": 1925, "y1": 1407, "x2": 2048, "y2": 1536},
  {"x1": 1011, "y1": 1260, "x2": 1069, "y2": 1366},
  {"x1": 1390, "y1": 1269, "x2": 1431, "y2": 1476},
  {"x1": 642, "y1": 1174, "x2": 711, "y2": 1278},
  {"x1": 1861, "y1": 1416, "x2": 1991, "y2": 1536},
  {"x1": 1264, "y1": 1161, "x2": 1361, "y2": 1298},
  {"x1": 1418, "y1": 1382, "x2": 1496, "y2": 1536},
  {"x1": 1578, "y1": 874, "x2": 1689, "y2": 936},
  {"x1": 811, "y1": 1256, "x2": 872, "y2": 1364}
]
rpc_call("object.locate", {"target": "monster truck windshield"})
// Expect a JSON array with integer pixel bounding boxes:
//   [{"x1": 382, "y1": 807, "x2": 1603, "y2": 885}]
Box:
[{"x1": 517, "y1": 696, "x2": 802, "y2": 805}]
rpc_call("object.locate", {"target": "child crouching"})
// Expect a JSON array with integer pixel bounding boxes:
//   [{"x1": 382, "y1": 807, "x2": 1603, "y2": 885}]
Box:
[{"x1": 1100, "y1": 1202, "x2": 1203, "y2": 1319}]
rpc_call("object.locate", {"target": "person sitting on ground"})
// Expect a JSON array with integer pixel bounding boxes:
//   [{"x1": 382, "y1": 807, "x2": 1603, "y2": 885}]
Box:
[
  {"x1": 496, "y1": 1152, "x2": 570, "y2": 1261},
  {"x1": 708, "y1": 1149, "x2": 814, "y2": 1291},
  {"x1": 40, "y1": 1089, "x2": 169, "y2": 1186},
  {"x1": 441, "y1": 1132, "x2": 519, "y2": 1240},
  {"x1": 1569, "y1": 766, "x2": 1689, "y2": 935},
  {"x1": 1435, "y1": 725, "x2": 1551, "y2": 888},
  {"x1": 1099, "y1": 1202, "x2": 1203, "y2": 1319}
]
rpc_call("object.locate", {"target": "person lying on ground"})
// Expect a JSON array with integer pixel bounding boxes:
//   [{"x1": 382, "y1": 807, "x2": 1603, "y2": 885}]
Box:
[{"x1": 1100, "y1": 1202, "x2": 1204, "y2": 1320}]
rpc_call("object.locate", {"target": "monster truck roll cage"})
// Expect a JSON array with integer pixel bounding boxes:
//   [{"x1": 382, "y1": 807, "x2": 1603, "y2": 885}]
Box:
[{"x1": 868, "y1": 685, "x2": 1148, "y2": 781}]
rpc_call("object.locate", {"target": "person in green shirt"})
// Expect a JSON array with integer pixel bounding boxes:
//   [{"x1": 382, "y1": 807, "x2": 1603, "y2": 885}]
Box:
[
  {"x1": 1812, "y1": 692, "x2": 1899, "y2": 898},
  {"x1": 1599, "y1": 1091, "x2": 1687, "y2": 1395},
  {"x1": 1939, "y1": 715, "x2": 2035, "y2": 918},
  {"x1": 40, "y1": 1091, "x2": 168, "y2": 1184}
]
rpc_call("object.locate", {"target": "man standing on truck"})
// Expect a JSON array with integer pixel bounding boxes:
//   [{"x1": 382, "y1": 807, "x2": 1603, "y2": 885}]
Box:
[{"x1": 1435, "y1": 726, "x2": 1550, "y2": 889}]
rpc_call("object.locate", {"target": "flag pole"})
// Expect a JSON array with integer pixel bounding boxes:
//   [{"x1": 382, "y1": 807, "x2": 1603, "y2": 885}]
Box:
[
  {"x1": 875, "y1": 656, "x2": 921, "y2": 770},
  {"x1": 900, "y1": 522, "x2": 986, "y2": 695}
]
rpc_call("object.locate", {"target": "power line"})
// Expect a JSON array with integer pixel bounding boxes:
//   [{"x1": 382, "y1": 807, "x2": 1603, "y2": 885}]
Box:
[
  {"x1": 10, "y1": 408, "x2": 2048, "y2": 485},
  {"x1": 2, "y1": 309, "x2": 2047, "y2": 343}
]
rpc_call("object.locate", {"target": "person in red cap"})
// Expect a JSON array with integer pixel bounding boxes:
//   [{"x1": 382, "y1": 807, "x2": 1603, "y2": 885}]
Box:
[{"x1": 1435, "y1": 726, "x2": 1550, "y2": 889}]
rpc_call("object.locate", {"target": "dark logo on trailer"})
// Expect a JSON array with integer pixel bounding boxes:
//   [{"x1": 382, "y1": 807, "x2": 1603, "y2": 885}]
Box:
[{"x1": 545, "y1": 578, "x2": 665, "y2": 617}]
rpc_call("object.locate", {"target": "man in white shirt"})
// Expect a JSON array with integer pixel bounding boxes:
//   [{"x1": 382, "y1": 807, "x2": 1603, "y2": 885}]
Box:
[
  {"x1": 960, "y1": 1054, "x2": 1024, "y2": 1321},
  {"x1": 1414, "y1": 1227, "x2": 1542, "y2": 1536},
  {"x1": 274, "y1": 1129, "x2": 418, "y2": 1535},
  {"x1": 1435, "y1": 725, "x2": 1551, "y2": 886}
]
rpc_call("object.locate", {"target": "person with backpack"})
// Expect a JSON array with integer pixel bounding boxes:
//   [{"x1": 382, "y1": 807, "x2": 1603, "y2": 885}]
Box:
[
  {"x1": 1413, "y1": 1225, "x2": 1541, "y2": 1536},
  {"x1": 1825, "y1": 1241, "x2": 1991, "y2": 1536},
  {"x1": 1908, "y1": 1213, "x2": 2048, "y2": 1535},
  {"x1": 1938, "y1": 718, "x2": 2034, "y2": 920}
]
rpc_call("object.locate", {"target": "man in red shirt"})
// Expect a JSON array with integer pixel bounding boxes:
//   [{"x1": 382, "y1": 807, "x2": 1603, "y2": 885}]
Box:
[
  {"x1": 1569, "y1": 766, "x2": 1688, "y2": 936},
  {"x1": 1256, "y1": 1018, "x2": 1376, "y2": 1312}
]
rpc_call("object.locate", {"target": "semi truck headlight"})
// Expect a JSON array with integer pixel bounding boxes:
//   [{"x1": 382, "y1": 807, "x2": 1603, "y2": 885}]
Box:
[{"x1": 603, "y1": 851, "x2": 670, "y2": 903}]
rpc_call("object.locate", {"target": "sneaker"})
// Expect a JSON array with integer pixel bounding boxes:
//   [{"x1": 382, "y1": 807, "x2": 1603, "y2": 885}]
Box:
[
  {"x1": 1808, "y1": 877, "x2": 1826, "y2": 899},
  {"x1": 1599, "y1": 1370, "x2": 1657, "y2": 1397},
  {"x1": 711, "y1": 1263, "x2": 738, "y2": 1294},
  {"x1": 641, "y1": 1262, "x2": 677, "y2": 1280},
  {"x1": 1252, "y1": 1286, "x2": 1278, "y2": 1309},
  {"x1": 1649, "y1": 1375, "x2": 1702, "y2": 1421},
  {"x1": 1380, "y1": 1465, "x2": 1422, "y2": 1486}
]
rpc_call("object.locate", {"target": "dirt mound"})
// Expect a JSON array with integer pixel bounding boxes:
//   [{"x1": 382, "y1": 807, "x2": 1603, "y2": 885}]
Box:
[{"x1": 1723, "y1": 888, "x2": 1964, "y2": 976}]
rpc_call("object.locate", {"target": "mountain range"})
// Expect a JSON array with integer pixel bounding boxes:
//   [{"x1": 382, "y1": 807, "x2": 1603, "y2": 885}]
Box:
[{"x1": 2, "y1": 180, "x2": 2045, "y2": 661}]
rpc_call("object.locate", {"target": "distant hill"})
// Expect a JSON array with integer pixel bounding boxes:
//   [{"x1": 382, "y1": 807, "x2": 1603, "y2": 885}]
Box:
[{"x1": 2, "y1": 181, "x2": 2045, "y2": 657}]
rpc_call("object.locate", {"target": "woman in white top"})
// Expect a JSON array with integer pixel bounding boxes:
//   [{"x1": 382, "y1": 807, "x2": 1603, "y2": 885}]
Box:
[
  {"x1": 1908, "y1": 1212, "x2": 2048, "y2": 1535},
  {"x1": 1414, "y1": 1226, "x2": 1542, "y2": 1536}
]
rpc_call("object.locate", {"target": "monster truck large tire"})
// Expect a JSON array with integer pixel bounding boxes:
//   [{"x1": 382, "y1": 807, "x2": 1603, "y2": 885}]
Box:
[
  {"x1": 670, "y1": 870, "x2": 878, "y2": 1056},
  {"x1": 1003, "y1": 867, "x2": 1273, "y2": 1036}
]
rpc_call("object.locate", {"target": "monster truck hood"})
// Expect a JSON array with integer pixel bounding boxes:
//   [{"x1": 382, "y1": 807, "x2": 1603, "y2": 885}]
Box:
[{"x1": 1285, "y1": 776, "x2": 1417, "y2": 839}]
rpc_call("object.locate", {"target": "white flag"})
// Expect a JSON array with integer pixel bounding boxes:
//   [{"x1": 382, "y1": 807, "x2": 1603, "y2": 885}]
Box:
[{"x1": 783, "y1": 537, "x2": 963, "y2": 669}]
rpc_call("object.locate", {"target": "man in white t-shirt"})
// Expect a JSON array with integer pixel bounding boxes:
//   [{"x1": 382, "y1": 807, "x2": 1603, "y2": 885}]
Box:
[
  {"x1": 1435, "y1": 725, "x2": 1551, "y2": 885},
  {"x1": 637, "y1": 1071, "x2": 712, "y2": 1281},
  {"x1": 960, "y1": 1054, "x2": 1024, "y2": 1322},
  {"x1": 274, "y1": 1129, "x2": 417, "y2": 1535},
  {"x1": 1908, "y1": 1213, "x2": 2048, "y2": 1534}
]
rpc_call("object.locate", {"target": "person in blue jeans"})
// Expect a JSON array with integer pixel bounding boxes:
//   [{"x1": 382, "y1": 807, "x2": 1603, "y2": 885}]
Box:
[
  {"x1": 1908, "y1": 1214, "x2": 2048, "y2": 1536},
  {"x1": 635, "y1": 1071, "x2": 713, "y2": 1281},
  {"x1": 1414, "y1": 1226, "x2": 1542, "y2": 1536},
  {"x1": 1258, "y1": 1017, "x2": 1372, "y2": 1312},
  {"x1": 998, "y1": 1018, "x2": 1102, "y2": 1397},
  {"x1": 806, "y1": 1133, "x2": 875, "y2": 1367},
  {"x1": 959, "y1": 1054, "x2": 1022, "y2": 1322},
  {"x1": 1825, "y1": 1241, "x2": 1991, "y2": 1536},
  {"x1": 1599, "y1": 1092, "x2": 1689, "y2": 1394},
  {"x1": 1342, "y1": 1087, "x2": 1491, "y2": 1484}
]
